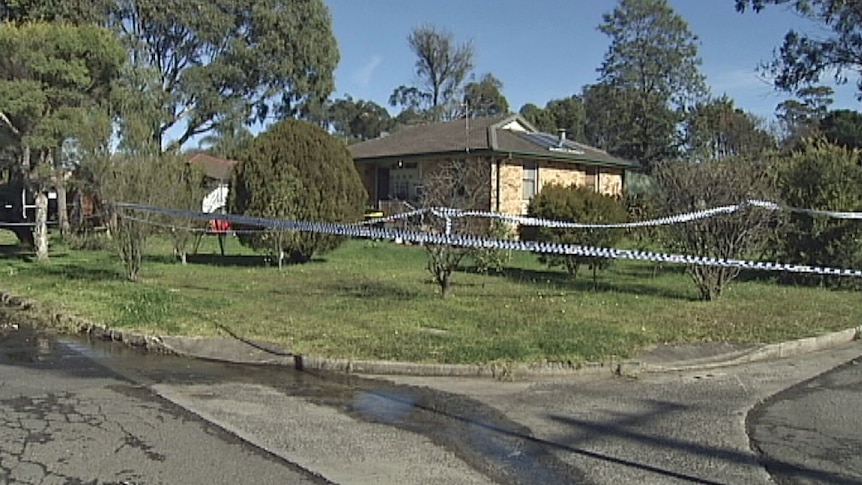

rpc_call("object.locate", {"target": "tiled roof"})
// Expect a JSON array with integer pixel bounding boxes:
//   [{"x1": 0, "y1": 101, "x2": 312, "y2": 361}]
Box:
[
  {"x1": 349, "y1": 114, "x2": 638, "y2": 169},
  {"x1": 349, "y1": 114, "x2": 504, "y2": 159},
  {"x1": 187, "y1": 152, "x2": 239, "y2": 181}
]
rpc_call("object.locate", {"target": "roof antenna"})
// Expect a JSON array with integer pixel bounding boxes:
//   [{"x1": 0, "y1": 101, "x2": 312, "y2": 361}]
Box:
[{"x1": 463, "y1": 99, "x2": 470, "y2": 153}]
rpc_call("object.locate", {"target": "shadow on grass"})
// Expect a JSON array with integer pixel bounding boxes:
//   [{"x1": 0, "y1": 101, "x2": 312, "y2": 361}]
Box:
[
  {"x1": 488, "y1": 267, "x2": 698, "y2": 302},
  {"x1": 0, "y1": 243, "x2": 33, "y2": 261},
  {"x1": 326, "y1": 280, "x2": 422, "y2": 301},
  {"x1": 174, "y1": 253, "x2": 329, "y2": 268},
  {"x1": 26, "y1": 264, "x2": 123, "y2": 282}
]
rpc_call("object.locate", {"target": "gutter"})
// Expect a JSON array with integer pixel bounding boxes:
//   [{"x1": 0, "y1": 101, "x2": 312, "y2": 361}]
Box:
[{"x1": 355, "y1": 149, "x2": 639, "y2": 170}]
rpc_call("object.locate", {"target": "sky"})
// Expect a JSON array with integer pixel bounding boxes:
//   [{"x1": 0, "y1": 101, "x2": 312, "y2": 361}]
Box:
[{"x1": 324, "y1": 0, "x2": 860, "y2": 122}]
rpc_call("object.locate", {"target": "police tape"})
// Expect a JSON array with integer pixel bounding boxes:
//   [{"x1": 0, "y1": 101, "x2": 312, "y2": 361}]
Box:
[
  {"x1": 116, "y1": 202, "x2": 862, "y2": 278},
  {"x1": 358, "y1": 199, "x2": 862, "y2": 229}
]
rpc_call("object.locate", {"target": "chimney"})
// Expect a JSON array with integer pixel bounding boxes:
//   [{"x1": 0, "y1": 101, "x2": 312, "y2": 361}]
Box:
[{"x1": 557, "y1": 129, "x2": 567, "y2": 147}]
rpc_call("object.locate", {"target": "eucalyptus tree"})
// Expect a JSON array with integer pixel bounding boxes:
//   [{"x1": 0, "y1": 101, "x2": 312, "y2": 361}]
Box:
[
  {"x1": 109, "y1": 0, "x2": 340, "y2": 153},
  {"x1": 389, "y1": 25, "x2": 475, "y2": 122},
  {"x1": 463, "y1": 73, "x2": 509, "y2": 118},
  {"x1": 737, "y1": 1, "x2": 862, "y2": 99}
]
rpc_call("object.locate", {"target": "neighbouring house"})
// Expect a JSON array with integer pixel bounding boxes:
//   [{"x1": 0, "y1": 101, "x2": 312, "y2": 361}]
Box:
[
  {"x1": 187, "y1": 152, "x2": 238, "y2": 236},
  {"x1": 349, "y1": 113, "x2": 639, "y2": 217},
  {"x1": 187, "y1": 152, "x2": 238, "y2": 214}
]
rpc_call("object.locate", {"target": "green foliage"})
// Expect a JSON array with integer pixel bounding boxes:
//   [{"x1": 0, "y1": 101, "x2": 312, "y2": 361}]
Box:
[
  {"x1": 819, "y1": 109, "x2": 862, "y2": 149},
  {"x1": 684, "y1": 96, "x2": 776, "y2": 160},
  {"x1": 654, "y1": 158, "x2": 780, "y2": 300},
  {"x1": 520, "y1": 184, "x2": 628, "y2": 283},
  {"x1": 229, "y1": 119, "x2": 366, "y2": 266},
  {"x1": 469, "y1": 220, "x2": 513, "y2": 275},
  {"x1": 0, "y1": 22, "x2": 125, "y2": 149},
  {"x1": 0, "y1": 20, "x2": 125, "y2": 253},
  {"x1": 389, "y1": 25, "x2": 475, "y2": 122},
  {"x1": 161, "y1": 162, "x2": 208, "y2": 264},
  {"x1": 594, "y1": 0, "x2": 708, "y2": 169},
  {"x1": 110, "y1": 0, "x2": 339, "y2": 151},
  {"x1": 197, "y1": 121, "x2": 255, "y2": 160},
  {"x1": 99, "y1": 155, "x2": 190, "y2": 281},
  {"x1": 775, "y1": 86, "x2": 834, "y2": 146},
  {"x1": 518, "y1": 96, "x2": 587, "y2": 142},
  {"x1": 737, "y1": 1, "x2": 862, "y2": 99},
  {"x1": 519, "y1": 103, "x2": 556, "y2": 133},
  {"x1": 324, "y1": 95, "x2": 394, "y2": 143},
  {"x1": 463, "y1": 73, "x2": 509, "y2": 118},
  {"x1": 0, "y1": 0, "x2": 112, "y2": 23},
  {"x1": 776, "y1": 141, "x2": 862, "y2": 287}
]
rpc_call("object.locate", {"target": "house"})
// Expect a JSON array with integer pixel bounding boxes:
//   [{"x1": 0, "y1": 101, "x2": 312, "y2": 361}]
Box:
[
  {"x1": 349, "y1": 113, "x2": 639, "y2": 217},
  {"x1": 187, "y1": 152, "x2": 238, "y2": 214}
]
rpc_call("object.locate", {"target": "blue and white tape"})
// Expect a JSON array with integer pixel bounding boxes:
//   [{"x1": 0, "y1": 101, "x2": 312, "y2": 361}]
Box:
[
  {"x1": 116, "y1": 202, "x2": 862, "y2": 278},
  {"x1": 358, "y1": 199, "x2": 862, "y2": 230}
]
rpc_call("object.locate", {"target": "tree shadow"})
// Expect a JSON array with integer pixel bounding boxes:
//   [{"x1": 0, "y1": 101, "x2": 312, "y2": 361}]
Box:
[
  {"x1": 29, "y1": 264, "x2": 123, "y2": 282},
  {"x1": 348, "y1": 388, "x2": 858, "y2": 485},
  {"x1": 325, "y1": 280, "x2": 421, "y2": 301},
  {"x1": 494, "y1": 267, "x2": 699, "y2": 301},
  {"x1": 178, "y1": 253, "x2": 329, "y2": 268},
  {"x1": 547, "y1": 412, "x2": 860, "y2": 485},
  {"x1": 0, "y1": 243, "x2": 33, "y2": 261}
]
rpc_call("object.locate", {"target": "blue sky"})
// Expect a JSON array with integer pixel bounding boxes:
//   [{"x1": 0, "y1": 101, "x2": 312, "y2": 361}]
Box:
[{"x1": 325, "y1": 0, "x2": 859, "y2": 121}]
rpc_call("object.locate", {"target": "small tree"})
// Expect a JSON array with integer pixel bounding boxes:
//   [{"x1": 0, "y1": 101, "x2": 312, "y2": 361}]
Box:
[
  {"x1": 469, "y1": 220, "x2": 512, "y2": 276},
  {"x1": 520, "y1": 184, "x2": 628, "y2": 285},
  {"x1": 161, "y1": 161, "x2": 207, "y2": 264},
  {"x1": 99, "y1": 155, "x2": 179, "y2": 281},
  {"x1": 777, "y1": 140, "x2": 862, "y2": 287},
  {"x1": 420, "y1": 159, "x2": 490, "y2": 298},
  {"x1": 229, "y1": 119, "x2": 366, "y2": 268},
  {"x1": 654, "y1": 158, "x2": 780, "y2": 300}
]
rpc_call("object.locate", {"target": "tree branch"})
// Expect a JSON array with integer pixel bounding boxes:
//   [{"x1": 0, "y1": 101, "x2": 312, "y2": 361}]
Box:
[{"x1": 0, "y1": 112, "x2": 21, "y2": 136}]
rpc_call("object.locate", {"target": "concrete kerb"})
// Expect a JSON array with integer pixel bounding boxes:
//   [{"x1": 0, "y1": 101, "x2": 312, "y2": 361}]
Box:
[{"x1": 2, "y1": 289, "x2": 860, "y2": 380}]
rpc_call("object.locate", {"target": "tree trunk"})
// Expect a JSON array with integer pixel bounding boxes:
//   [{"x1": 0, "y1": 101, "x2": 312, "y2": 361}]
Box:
[
  {"x1": 56, "y1": 184, "x2": 70, "y2": 235},
  {"x1": 34, "y1": 191, "x2": 49, "y2": 261}
]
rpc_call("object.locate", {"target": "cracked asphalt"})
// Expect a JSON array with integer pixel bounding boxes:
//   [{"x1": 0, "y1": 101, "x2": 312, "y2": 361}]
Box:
[{"x1": 0, "y1": 326, "x2": 326, "y2": 485}]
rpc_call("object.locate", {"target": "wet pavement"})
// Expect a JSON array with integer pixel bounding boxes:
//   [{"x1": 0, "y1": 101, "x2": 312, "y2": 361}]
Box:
[
  {"x1": 3, "y1": 304, "x2": 862, "y2": 485},
  {"x1": 0, "y1": 310, "x2": 584, "y2": 485},
  {"x1": 0, "y1": 324, "x2": 326, "y2": 485}
]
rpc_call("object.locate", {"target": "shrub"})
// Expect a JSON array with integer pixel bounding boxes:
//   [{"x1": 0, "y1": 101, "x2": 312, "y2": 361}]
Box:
[
  {"x1": 653, "y1": 158, "x2": 780, "y2": 300},
  {"x1": 777, "y1": 140, "x2": 862, "y2": 287},
  {"x1": 520, "y1": 184, "x2": 627, "y2": 285},
  {"x1": 99, "y1": 154, "x2": 192, "y2": 281},
  {"x1": 229, "y1": 119, "x2": 367, "y2": 268},
  {"x1": 469, "y1": 220, "x2": 513, "y2": 276}
]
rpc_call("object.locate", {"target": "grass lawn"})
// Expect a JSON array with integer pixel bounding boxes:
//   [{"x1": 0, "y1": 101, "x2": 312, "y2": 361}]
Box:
[{"x1": 0, "y1": 230, "x2": 859, "y2": 365}]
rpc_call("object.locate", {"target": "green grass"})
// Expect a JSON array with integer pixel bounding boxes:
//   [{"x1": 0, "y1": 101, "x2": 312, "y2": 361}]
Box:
[{"x1": 0, "y1": 230, "x2": 860, "y2": 365}]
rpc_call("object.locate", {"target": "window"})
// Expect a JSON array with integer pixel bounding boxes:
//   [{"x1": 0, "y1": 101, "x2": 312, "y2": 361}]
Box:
[{"x1": 523, "y1": 162, "x2": 538, "y2": 199}]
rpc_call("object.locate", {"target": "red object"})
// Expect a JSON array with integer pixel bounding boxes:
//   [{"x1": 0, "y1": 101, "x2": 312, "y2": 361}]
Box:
[{"x1": 210, "y1": 219, "x2": 231, "y2": 233}]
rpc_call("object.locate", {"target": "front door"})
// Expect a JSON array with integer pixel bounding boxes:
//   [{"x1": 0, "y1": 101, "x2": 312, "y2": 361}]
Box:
[{"x1": 376, "y1": 167, "x2": 390, "y2": 203}]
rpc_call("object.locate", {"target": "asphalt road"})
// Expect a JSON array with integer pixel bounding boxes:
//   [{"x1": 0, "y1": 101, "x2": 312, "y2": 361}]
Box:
[
  {"x1": 0, "y1": 326, "x2": 326, "y2": 485},
  {"x1": 385, "y1": 340, "x2": 862, "y2": 485},
  {"x1": 748, "y1": 355, "x2": 862, "y2": 485},
  {"x1": 2, "y1": 317, "x2": 860, "y2": 485}
]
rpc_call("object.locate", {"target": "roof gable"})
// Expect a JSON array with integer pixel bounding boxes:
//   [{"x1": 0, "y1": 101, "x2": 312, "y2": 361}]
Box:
[{"x1": 187, "y1": 152, "x2": 239, "y2": 181}]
